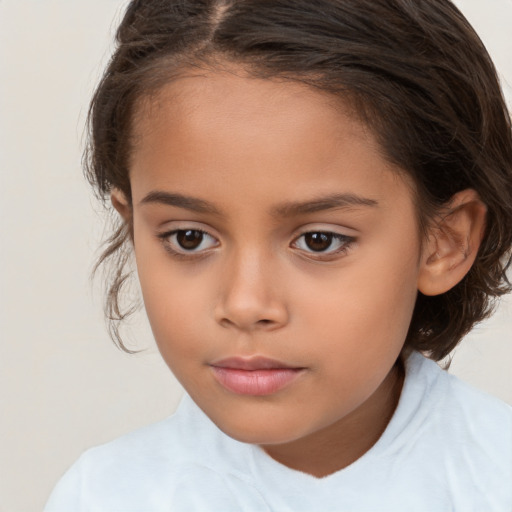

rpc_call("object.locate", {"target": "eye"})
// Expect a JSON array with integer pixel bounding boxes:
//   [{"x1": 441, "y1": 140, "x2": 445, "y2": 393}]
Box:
[
  {"x1": 158, "y1": 229, "x2": 218, "y2": 256},
  {"x1": 292, "y1": 231, "x2": 355, "y2": 257}
]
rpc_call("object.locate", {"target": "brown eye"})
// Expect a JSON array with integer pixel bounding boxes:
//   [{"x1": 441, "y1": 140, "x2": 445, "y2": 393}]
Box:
[
  {"x1": 158, "y1": 228, "x2": 218, "y2": 257},
  {"x1": 304, "y1": 232, "x2": 334, "y2": 252},
  {"x1": 176, "y1": 230, "x2": 204, "y2": 250},
  {"x1": 292, "y1": 231, "x2": 355, "y2": 258}
]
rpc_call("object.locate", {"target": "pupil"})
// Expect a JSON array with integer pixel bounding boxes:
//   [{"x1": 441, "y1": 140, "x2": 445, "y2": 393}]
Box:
[
  {"x1": 305, "y1": 232, "x2": 332, "y2": 252},
  {"x1": 177, "y1": 230, "x2": 203, "y2": 250}
]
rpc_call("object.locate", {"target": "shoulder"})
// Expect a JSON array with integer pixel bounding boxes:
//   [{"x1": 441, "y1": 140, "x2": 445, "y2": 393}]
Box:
[
  {"x1": 404, "y1": 350, "x2": 512, "y2": 416},
  {"x1": 45, "y1": 394, "x2": 267, "y2": 512},
  {"x1": 407, "y1": 351, "x2": 512, "y2": 449},
  {"x1": 45, "y1": 396, "x2": 219, "y2": 512},
  {"x1": 439, "y1": 363, "x2": 512, "y2": 460},
  {"x1": 44, "y1": 405, "x2": 188, "y2": 511},
  {"x1": 398, "y1": 352, "x2": 512, "y2": 509},
  {"x1": 417, "y1": 353, "x2": 512, "y2": 438}
]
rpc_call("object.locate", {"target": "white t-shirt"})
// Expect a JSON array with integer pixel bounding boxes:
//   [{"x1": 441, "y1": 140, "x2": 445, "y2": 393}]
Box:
[{"x1": 45, "y1": 351, "x2": 512, "y2": 512}]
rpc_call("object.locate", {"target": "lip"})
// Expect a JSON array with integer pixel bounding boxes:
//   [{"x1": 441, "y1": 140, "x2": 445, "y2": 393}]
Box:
[
  {"x1": 211, "y1": 356, "x2": 299, "y2": 370},
  {"x1": 210, "y1": 356, "x2": 306, "y2": 396}
]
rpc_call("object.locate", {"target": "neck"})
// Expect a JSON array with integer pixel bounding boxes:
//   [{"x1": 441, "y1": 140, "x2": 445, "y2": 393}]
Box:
[{"x1": 260, "y1": 359, "x2": 405, "y2": 478}]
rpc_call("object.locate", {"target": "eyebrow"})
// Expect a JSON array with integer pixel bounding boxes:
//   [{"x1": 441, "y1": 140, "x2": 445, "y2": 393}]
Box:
[
  {"x1": 139, "y1": 191, "x2": 379, "y2": 217},
  {"x1": 140, "y1": 191, "x2": 221, "y2": 215}
]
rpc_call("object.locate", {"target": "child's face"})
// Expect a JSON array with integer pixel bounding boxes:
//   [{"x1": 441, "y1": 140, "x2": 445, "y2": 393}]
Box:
[{"x1": 126, "y1": 67, "x2": 424, "y2": 449}]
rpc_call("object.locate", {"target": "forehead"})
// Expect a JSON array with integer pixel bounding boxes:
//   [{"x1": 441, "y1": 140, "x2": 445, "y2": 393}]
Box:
[
  {"x1": 129, "y1": 67, "x2": 416, "y2": 218},
  {"x1": 131, "y1": 66, "x2": 379, "y2": 165}
]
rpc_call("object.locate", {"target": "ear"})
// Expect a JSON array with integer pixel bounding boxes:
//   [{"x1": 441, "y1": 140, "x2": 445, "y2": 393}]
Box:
[
  {"x1": 417, "y1": 189, "x2": 487, "y2": 296},
  {"x1": 111, "y1": 188, "x2": 132, "y2": 222}
]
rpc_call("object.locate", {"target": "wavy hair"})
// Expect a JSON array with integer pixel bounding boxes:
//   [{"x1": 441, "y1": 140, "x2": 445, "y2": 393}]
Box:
[{"x1": 86, "y1": 0, "x2": 512, "y2": 360}]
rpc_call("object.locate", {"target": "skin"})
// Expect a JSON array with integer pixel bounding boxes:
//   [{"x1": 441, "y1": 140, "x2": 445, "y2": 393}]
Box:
[{"x1": 113, "y1": 66, "x2": 486, "y2": 477}]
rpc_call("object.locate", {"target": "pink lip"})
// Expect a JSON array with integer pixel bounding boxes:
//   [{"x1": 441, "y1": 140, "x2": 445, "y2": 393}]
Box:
[{"x1": 210, "y1": 356, "x2": 306, "y2": 396}]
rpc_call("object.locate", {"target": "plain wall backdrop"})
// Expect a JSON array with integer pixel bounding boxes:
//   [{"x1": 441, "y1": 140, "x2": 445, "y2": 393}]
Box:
[{"x1": 0, "y1": 1, "x2": 511, "y2": 510}]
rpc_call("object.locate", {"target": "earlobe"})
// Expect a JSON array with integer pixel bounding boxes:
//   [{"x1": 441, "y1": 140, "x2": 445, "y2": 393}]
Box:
[
  {"x1": 417, "y1": 189, "x2": 487, "y2": 296},
  {"x1": 111, "y1": 188, "x2": 132, "y2": 222}
]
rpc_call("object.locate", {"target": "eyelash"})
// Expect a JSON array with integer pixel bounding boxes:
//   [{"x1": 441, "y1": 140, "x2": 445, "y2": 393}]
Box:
[{"x1": 157, "y1": 228, "x2": 355, "y2": 261}]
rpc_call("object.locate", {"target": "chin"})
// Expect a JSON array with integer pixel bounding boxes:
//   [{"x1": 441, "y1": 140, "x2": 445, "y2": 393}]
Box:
[
  {"x1": 222, "y1": 428, "x2": 288, "y2": 445},
  {"x1": 211, "y1": 412, "x2": 308, "y2": 446}
]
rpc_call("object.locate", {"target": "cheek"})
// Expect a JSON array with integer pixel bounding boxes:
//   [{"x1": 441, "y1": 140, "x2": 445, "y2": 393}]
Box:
[
  {"x1": 297, "y1": 241, "x2": 420, "y2": 364},
  {"x1": 140, "y1": 278, "x2": 211, "y2": 376},
  {"x1": 134, "y1": 233, "x2": 210, "y2": 357},
  {"x1": 293, "y1": 255, "x2": 418, "y2": 415}
]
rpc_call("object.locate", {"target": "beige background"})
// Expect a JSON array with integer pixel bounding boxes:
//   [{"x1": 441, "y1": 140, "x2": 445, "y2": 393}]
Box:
[{"x1": 0, "y1": 1, "x2": 511, "y2": 510}]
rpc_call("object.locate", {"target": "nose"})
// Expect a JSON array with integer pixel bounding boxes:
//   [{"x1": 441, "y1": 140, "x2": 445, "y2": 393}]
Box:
[{"x1": 214, "y1": 249, "x2": 289, "y2": 332}]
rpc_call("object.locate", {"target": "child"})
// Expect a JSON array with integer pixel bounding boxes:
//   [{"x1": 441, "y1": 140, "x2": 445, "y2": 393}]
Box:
[{"x1": 46, "y1": 0, "x2": 512, "y2": 510}]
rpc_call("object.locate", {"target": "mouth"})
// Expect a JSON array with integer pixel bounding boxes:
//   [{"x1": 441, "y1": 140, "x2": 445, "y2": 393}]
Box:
[{"x1": 209, "y1": 356, "x2": 306, "y2": 396}]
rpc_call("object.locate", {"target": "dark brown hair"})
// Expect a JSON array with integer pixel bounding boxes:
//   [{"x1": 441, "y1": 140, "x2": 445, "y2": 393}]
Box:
[{"x1": 86, "y1": 0, "x2": 512, "y2": 360}]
